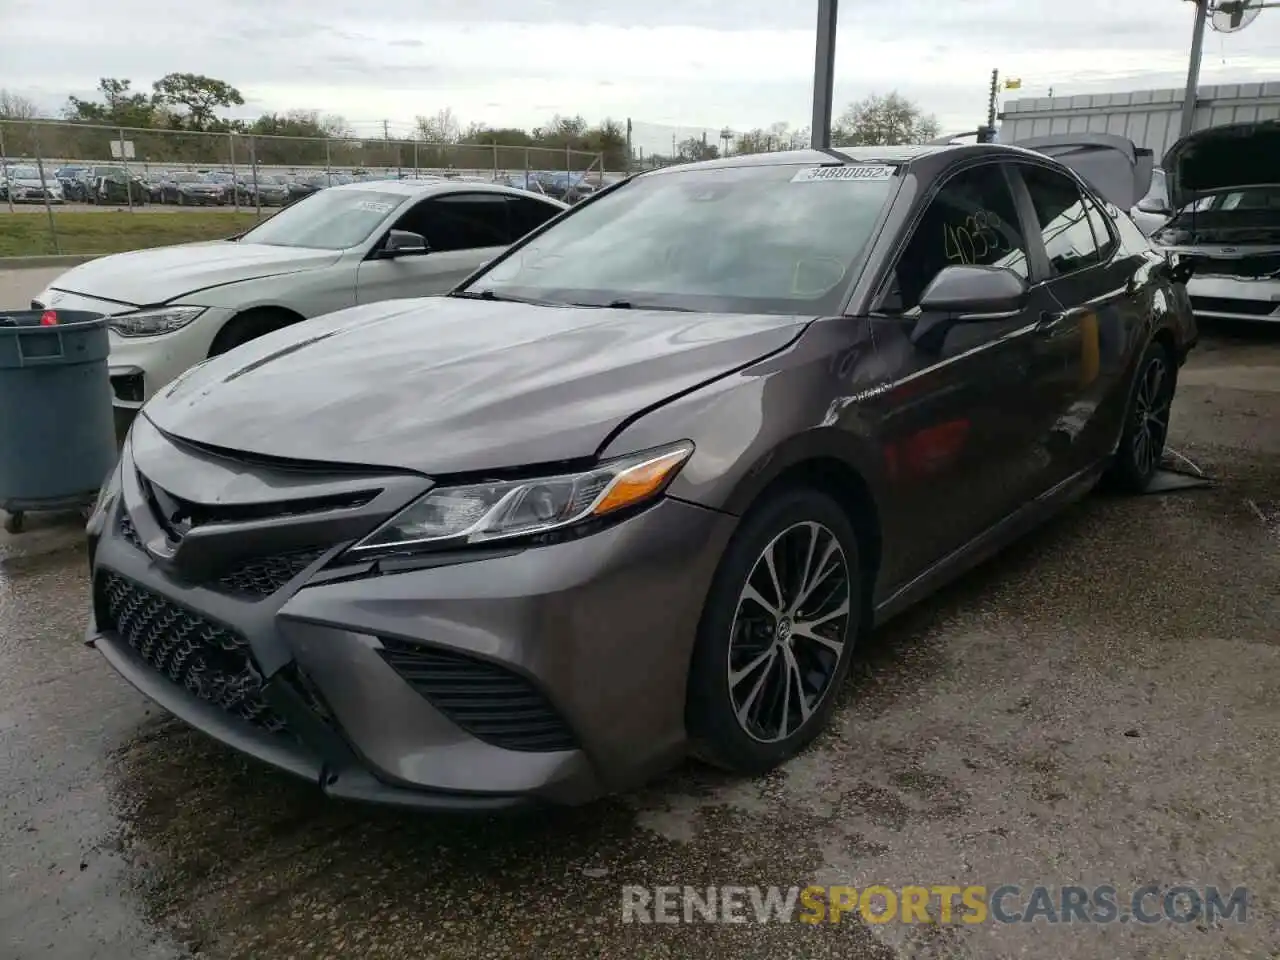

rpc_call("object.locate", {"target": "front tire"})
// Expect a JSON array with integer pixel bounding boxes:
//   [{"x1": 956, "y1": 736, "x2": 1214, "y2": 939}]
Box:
[
  {"x1": 207, "y1": 307, "x2": 298, "y2": 357},
  {"x1": 687, "y1": 488, "x2": 861, "y2": 774},
  {"x1": 1107, "y1": 341, "x2": 1175, "y2": 493}
]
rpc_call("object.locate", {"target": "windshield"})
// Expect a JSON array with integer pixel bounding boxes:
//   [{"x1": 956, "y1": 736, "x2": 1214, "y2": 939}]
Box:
[
  {"x1": 7, "y1": 166, "x2": 41, "y2": 180},
  {"x1": 236, "y1": 188, "x2": 405, "y2": 249},
  {"x1": 463, "y1": 163, "x2": 898, "y2": 315},
  {"x1": 1178, "y1": 187, "x2": 1280, "y2": 214},
  {"x1": 172, "y1": 172, "x2": 202, "y2": 183}
]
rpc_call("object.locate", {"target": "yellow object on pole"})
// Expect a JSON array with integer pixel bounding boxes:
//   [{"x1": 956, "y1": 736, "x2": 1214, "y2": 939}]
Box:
[{"x1": 1004, "y1": 78, "x2": 1023, "y2": 90}]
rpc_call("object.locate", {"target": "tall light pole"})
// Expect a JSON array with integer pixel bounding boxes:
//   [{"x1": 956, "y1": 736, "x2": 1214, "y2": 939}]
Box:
[
  {"x1": 811, "y1": 0, "x2": 838, "y2": 148},
  {"x1": 1180, "y1": 0, "x2": 1210, "y2": 137}
]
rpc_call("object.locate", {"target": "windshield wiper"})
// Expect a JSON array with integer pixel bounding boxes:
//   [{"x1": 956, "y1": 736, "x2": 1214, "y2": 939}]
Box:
[
  {"x1": 572, "y1": 299, "x2": 694, "y2": 312},
  {"x1": 449, "y1": 289, "x2": 565, "y2": 307}
]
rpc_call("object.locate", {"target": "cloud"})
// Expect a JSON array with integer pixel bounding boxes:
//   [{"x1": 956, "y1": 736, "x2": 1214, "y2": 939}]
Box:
[{"x1": 3, "y1": 0, "x2": 1279, "y2": 154}]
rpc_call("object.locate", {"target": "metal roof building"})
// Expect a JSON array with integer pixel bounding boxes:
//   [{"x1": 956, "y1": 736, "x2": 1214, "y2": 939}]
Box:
[{"x1": 999, "y1": 81, "x2": 1280, "y2": 159}]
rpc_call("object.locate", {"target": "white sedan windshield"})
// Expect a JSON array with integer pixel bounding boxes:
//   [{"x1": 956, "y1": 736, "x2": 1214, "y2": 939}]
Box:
[{"x1": 238, "y1": 190, "x2": 406, "y2": 249}]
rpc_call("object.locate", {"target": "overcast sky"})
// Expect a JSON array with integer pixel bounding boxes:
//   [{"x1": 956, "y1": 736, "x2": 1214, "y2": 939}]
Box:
[{"x1": 3, "y1": 0, "x2": 1280, "y2": 152}]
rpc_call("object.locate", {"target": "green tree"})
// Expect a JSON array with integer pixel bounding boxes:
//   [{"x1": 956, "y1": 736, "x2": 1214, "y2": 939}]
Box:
[
  {"x1": 151, "y1": 73, "x2": 244, "y2": 131},
  {"x1": 833, "y1": 92, "x2": 938, "y2": 147},
  {"x1": 64, "y1": 78, "x2": 157, "y2": 128}
]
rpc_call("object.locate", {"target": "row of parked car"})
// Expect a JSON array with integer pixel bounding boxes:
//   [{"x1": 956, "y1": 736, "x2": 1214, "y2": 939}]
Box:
[{"x1": 2, "y1": 163, "x2": 615, "y2": 208}]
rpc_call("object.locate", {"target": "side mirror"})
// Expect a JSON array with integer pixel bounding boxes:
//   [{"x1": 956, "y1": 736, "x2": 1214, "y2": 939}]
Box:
[
  {"x1": 382, "y1": 229, "x2": 429, "y2": 258},
  {"x1": 1136, "y1": 196, "x2": 1171, "y2": 215},
  {"x1": 912, "y1": 265, "x2": 1029, "y2": 350}
]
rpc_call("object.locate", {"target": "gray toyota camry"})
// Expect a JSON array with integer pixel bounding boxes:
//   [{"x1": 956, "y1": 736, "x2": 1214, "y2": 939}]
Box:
[{"x1": 87, "y1": 137, "x2": 1197, "y2": 811}]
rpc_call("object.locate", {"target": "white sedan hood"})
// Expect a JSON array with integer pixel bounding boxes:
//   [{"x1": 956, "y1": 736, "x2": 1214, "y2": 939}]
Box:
[{"x1": 47, "y1": 241, "x2": 342, "y2": 307}]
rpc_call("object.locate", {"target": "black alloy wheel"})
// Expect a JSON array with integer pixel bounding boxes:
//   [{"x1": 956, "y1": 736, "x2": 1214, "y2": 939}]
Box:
[
  {"x1": 1107, "y1": 341, "x2": 1175, "y2": 492},
  {"x1": 688, "y1": 488, "x2": 861, "y2": 773}
]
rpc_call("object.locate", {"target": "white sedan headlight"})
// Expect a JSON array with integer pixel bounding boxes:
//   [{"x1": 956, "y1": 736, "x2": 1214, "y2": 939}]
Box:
[
  {"x1": 348, "y1": 442, "x2": 694, "y2": 557},
  {"x1": 109, "y1": 305, "x2": 207, "y2": 337}
]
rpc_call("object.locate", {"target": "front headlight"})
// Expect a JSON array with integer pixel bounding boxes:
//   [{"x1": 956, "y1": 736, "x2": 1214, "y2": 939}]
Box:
[
  {"x1": 348, "y1": 442, "x2": 694, "y2": 557},
  {"x1": 86, "y1": 459, "x2": 123, "y2": 536},
  {"x1": 109, "y1": 305, "x2": 207, "y2": 337}
]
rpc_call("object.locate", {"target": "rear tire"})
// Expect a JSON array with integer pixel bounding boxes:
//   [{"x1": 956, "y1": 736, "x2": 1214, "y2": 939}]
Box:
[
  {"x1": 207, "y1": 308, "x2": 299, "y2": 357},
  {"x1": 687, "y1": 488, "x2": 861, "y2": 774},
  {"x1": 1106, "y1": 340, "x2": 1176, "y2": 493}
]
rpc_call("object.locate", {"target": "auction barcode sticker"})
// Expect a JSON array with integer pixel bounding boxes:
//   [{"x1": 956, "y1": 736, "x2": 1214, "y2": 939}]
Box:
[{"x1": 791, "y1": 164, "x2": 896, "y2": 183}]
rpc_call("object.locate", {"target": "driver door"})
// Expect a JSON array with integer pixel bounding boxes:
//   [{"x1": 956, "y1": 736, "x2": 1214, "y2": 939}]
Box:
[
  {"x1": 865, "y1": 160, "x2": 1059, "y2": 578},
  {"x1": 355, "y1": 193, "x2": 512, "y2": 304}
]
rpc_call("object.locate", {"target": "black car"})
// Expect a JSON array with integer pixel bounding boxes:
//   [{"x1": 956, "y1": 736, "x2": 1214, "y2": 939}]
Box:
[
  {"x1": 54, "y1": 166, "x2": 92, "y2": 201},
  {"x1": 236, "y1": 173, "x2": 292, "y2": 206},
  {"x1": 86, "y1": 165, "x2": 148, "y2": 205},
  {"x1": 141, "y1": 172, "x2": 170, "y2": 203},
  {"x1": 85, "y1": 134, "x2": 1197, "y2": 811},
  {"x1": 161, "y1": 172, "x2": 228, "y2": 205}
]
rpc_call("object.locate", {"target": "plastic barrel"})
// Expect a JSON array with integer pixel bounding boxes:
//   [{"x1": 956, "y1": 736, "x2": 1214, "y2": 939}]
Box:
[{"x1": 0, "y1": 309, "x2": 117, "y2": 511}]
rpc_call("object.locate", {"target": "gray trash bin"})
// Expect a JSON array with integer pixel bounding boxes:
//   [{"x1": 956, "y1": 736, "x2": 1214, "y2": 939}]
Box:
[{"x1": 0, "y1": 309, "x2": 117, "y2": 533}]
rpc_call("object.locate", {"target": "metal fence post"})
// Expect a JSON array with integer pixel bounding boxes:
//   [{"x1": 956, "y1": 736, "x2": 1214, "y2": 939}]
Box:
[
  {"x1": 523, "y1": 147, "x2": 531, "y2": 189},
  {"x1": 325, "y1": 138, "x2": 332, "y2": 186},
  {"x1": 492, "y1": 144, "x2": 498, "y2": 182},
  {"x1": 250, "y1": 136, "x2": 262, "y2": 217},
  {"x1": 32, "y1": 130, "x2": 60, "y2": 254},
  {"x1": 228, "y1": 132, "x2": 240, "y2": 212},
  {"x1": 117, "y1": 128, "x2": 134, "y2": 212},
  {"x1": 0, "y1": 123, "x2": 13, "y2": 213}
]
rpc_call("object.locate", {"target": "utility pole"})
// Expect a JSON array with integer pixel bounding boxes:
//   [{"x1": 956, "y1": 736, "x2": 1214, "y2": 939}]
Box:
[
  {"x1": 625, "y1": 118, "x2": 633, "y2": 173},
  {"x1": 977, "y1": 69, "x2": 999, "y2": 143},
  {"x1": 1180, "y1": 0, "x2": 1209, "y2": 137},
  {"x1": 810, "y1": 0, "x2": 838, "y2": 148}
]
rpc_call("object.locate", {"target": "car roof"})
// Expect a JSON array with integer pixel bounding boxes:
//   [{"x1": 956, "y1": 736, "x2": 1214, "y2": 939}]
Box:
[
  {"x1": 328, "y1": 179, "x2": 564, "y2": 202},
  {"x1": 639, "y1": 142, "x2": 1056, "y2": 178}
]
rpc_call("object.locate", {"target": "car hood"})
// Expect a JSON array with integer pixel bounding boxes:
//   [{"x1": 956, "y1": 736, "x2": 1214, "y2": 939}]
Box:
[
  {"x1": 49, "y1": 242, "x2": 342, "y2": 306},
  {"x1": 10, "y1": 178, "x2": 58, "y2": 189},
  {"x1": 143, "y1": 296, "x2": 811, "y2": 475},
  {"x1": 1162, "y1": 120, "x2": 1280, "y2": 211}
]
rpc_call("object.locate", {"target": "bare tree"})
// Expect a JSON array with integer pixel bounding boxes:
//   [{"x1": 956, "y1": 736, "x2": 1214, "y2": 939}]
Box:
[
  {"x1": 0, "y1": 89, "x2": 38, "y2": 120},
  {"x1": 833, "y1": 92, "x2": 939, "y2": 147},
  {"x1": 415, "y1": 108, "x2": 461, "y2": 143}
]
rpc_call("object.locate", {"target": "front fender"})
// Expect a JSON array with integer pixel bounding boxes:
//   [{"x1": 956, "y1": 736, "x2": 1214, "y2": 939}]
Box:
[
  {"x1": 598, "y1": 318, "x2": 889, "y2": 518},
  {"x1": 185, "y1": 260, "x2": 360, "y2": 318}
]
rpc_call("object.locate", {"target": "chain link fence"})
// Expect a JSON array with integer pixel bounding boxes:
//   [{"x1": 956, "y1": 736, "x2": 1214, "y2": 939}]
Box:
[{"x1": 0, "y1": 119, "x2": 604, "y2": 255}]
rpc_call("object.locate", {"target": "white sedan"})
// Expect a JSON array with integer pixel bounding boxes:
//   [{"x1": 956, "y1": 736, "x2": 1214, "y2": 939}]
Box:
[{"x1": 32, "y1": 180, "x2": 568, "y2": 409}]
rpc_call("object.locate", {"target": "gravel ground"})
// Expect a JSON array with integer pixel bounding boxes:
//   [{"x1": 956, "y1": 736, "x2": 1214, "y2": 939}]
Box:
[{"x1": 0, "y1": 263, "x2": 1277, "y2": 959}]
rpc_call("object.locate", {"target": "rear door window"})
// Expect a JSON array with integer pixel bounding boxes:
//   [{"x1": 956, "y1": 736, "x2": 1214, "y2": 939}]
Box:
[{"x1": 1019, "y1": 165, "x2": 1105, "y2": 276}]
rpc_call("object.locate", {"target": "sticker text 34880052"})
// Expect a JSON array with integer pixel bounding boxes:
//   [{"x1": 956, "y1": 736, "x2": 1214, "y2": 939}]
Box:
[{"x1": 791, "y1": 165, "x2": 896, "y2": 183}]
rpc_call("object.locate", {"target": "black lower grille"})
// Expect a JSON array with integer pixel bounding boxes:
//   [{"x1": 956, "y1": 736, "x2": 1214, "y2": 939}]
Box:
[
  {"x1": 1190, "y1": 295, "x2": 1278, "y2": 317},
  {"x1": 97, "y1": 572, "x2": 289, "y2": 734},
  {"x1": 377, "y1": 638, "x2": 577, "y2": 752},
  {"x1": 215, "y1": 548, "x2": 326, "y2": 599}
]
